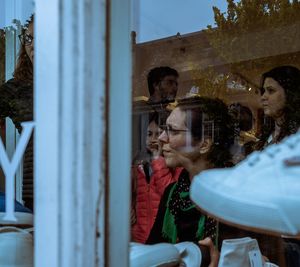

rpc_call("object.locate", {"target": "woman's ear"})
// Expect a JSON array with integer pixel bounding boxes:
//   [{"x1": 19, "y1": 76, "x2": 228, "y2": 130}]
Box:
[{"x1": 198, "y1": 138, "x2": 212, "y2": 154}]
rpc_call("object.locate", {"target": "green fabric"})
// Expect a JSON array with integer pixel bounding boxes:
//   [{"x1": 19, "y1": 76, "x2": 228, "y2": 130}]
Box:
[
  {"x1": 162, "y1": 183, "x2": 178, "y2": 243},
  {"x1": 215, "y1": 221, "x2": 219, "y2": 248},
  {"x1": 196, "y1": 215, "x2": 206, "y2": 240},
  {"x1": 161, "y1": 183, "x2": 207, "y2": 244}
]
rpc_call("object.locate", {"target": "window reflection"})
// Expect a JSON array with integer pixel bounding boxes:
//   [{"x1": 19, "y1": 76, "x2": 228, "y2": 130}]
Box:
[
  {"x1": 0, "y1": 16, "x2": 34, "y2": 210},
  {"x1": 131, "y1": 1, "x2": 300, "y2": 267},
  {"x1": 0, "y1": 1, "x2": 34, "y2": 266}
]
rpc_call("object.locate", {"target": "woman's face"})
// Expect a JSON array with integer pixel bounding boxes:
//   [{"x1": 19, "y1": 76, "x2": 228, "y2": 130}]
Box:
[
  {"x1": 24, "y1": 22, "x2": 34, "y2": 64},
  {"x1": 159, "y1": 107, "x2": 200, "y2": 168},
  {"x1": 261, "y1": 77, "x2": 286, "y2": 119},
  {"x1": 146, "y1": 121, "x2": 162, "y2": 153}
]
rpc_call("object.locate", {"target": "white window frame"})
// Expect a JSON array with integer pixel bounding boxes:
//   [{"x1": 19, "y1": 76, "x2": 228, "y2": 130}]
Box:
[
  {"x1": 35, "y1": 0, "x2": 131, "y2": 266},
  {"x1": 4, "y1": 1, "x2": 27, "y2": 204}
]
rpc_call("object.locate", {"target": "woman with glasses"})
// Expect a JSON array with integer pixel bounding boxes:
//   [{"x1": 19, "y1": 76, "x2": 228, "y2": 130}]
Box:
[
  {"x1": 0, "y1": 15, "x2": 34, "y2": 210},
  {"x1": 131, "y1": 111, "x2": 182, "y2": 243},
  {"x1": 146, "y1": 96, "x2": 234, "y2": 266}
]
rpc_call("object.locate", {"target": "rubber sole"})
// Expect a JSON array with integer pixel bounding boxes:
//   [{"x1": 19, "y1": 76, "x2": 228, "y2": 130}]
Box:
[{"x1": 190, "y1": 176, "x2": 300, "y2": 237}]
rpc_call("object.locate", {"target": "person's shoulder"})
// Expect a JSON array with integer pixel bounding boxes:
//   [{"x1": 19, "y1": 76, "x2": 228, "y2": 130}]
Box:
[
  {"x1": 0, "y1": 78, "x2": 22, "y2": 92},
  {"x1": 2, "y1": 78, "x2": 21, "y2": 86},
  {"x1": 0, "y1": 78, "x2": 19, "y2": 96},
  {"x1": 0, "y1": 78, "x2": 32, "y2": 96}
]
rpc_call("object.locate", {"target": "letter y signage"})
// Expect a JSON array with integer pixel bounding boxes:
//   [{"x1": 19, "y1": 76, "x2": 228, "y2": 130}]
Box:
[{"x1": 0, "y1": 121, "x2": 35, "y2": 221}]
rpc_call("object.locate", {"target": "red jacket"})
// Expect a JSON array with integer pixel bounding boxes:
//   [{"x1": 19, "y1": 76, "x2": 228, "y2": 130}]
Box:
[{"x1": 131, "y1": 156, "x2": 182, "y2": 243}]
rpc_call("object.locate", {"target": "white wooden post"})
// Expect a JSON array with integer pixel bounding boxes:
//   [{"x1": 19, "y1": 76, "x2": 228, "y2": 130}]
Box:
[
  {"x1": 35, "y1": 0, "x2": 105, "y2": 266},
  {"x1": 107, "y1": 0, "x2": 132, "y2": 266},
  {"x1": 3, "y1": 0, "x2": 34, "y2": 207},
  {"x1": 35, "y1": 1, "x2": 60, "y2": 265},
  {"x1": 35, "y1": 0, "x2": 131, "y2": 266},
  {"x1": 4, "y1": 2, "x2": 20, "y2": 204}
]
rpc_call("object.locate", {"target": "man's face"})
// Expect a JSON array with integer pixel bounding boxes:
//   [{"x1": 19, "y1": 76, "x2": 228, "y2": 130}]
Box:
[{"x1": 154, "y1": 75, "x2": 178, "y2": 102}]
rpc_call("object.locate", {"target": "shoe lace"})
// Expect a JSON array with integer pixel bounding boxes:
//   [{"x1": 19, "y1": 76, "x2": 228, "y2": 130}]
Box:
[{"x1": 247, "y1": 132, "x2": 300, "y2": 167}]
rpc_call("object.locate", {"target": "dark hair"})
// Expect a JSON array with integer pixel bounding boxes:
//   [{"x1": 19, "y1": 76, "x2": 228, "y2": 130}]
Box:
[
  {"x1": 177, "y1": 96, "x2": 234, "y2": 168},
  {"x1": 229, "y1": 103, "x2": 253, "y2": 132},
  {"x1": 147, "y1": 66, "x2": 178, "y2": 96},
  {"x1": 148, "y1": 111, "x2": 159, "y2": 125},
  {"x1": 259, "y1": 65, "x2": 300, "y2": 144},
  {"x1": 13, "y1": 15, "x2": 34, "y2": 83},
  {"x1": 148, "y1": 110, "x2": 170, "y2": 127}
]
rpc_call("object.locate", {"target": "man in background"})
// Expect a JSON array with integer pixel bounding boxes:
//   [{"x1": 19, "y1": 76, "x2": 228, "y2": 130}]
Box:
[{"x1": 147, "y1": 66, "x2": 179, "y2": 104}]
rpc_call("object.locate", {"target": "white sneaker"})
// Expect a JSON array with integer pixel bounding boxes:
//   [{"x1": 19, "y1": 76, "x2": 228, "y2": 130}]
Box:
[
  {"x1": 218, "y1": 237, "x2": 278, "y2": 267},
  {"x1": 190, "y1": 131, "x2": 300, "y2": 236},
  {"x1": 0, "y1": 226, "x2": 33, "y2": 267},
  {"x1": 174, "y1": 242, "x2": 202, "y2": 267},
  {"x1": 130, "y1": 242, "x2": 180, "y2": 267}
]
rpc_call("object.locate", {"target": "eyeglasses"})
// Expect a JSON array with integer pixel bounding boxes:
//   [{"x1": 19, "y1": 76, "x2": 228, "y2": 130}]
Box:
[
  {"x1": 18, "y1": 33, "x2": 34, "y2": 46},
  {"x1": 160, "y1": 79, "x2": 178, "y2": 87},
  {"x1": 160, "y1": 125, "x2": 188, "y2": 137}
]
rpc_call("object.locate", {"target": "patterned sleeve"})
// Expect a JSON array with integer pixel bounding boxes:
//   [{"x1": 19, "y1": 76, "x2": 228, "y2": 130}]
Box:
[{"x1": 0, "y1": 79, "x2": 18, "y2": 120}]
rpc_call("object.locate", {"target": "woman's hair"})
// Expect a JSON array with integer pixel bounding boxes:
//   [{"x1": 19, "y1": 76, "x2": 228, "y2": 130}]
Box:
[
  {"x1": 229, "y1": 103, "x2": 253, "y2": 132},
  {"x1": 148, "y1": 110, "x2": 170, "y2": 127},
  {"x1": 13, "y1": 15, "x2": 34, "y2": 83},
  {"x1": 258, "y1": 65, "x2": 300, "y2": 144},
  {"x1": 176, "y1": 96, "x2": 234, "y2": 168}
]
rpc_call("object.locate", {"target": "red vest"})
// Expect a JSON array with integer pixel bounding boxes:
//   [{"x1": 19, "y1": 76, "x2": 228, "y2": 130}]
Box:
[{"x1": 131, "y1": 157, "x2": 182, "y2": 243}]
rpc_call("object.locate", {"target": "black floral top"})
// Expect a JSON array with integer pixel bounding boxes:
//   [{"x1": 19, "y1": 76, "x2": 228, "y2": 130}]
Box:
[
  {"x1": 0, "y1": 78, "x2": 33, "y2": 210},
  {"x1": 147, "y1": 169, "x2": 217, "y2": 245}
]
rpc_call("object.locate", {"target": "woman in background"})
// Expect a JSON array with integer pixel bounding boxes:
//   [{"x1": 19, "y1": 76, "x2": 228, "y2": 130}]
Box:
[
  {"x1": 0, "y1": 15, "x2": 34, "y2": 210},
  {"x1": 257, "y1": 65, "x2": 300, "y2": 148},
  {"x1": 257, "y1": 66, "x2": 300, "y2": 267},
  {"x1": 131, "y1": 111, "x2": 182, "y2": 243}
]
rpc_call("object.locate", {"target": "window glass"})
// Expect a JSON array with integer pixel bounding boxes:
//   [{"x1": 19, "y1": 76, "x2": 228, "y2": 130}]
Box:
[
  {"x1": 0, "y1": 7, "x2": 34, "y2": 267},
  {"x1": 131, "y1": 1, "x2": 300, "y2": 266},
  {"x1": 0, "y1": 1, "x2": 34, "y2": 204},
  {"x1": 0, "y1": 9, "x2": 5, "y2": 192}
]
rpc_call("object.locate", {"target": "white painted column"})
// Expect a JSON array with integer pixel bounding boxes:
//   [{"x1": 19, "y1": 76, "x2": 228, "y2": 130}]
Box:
[
  {"x1": 35, "y1": 1, "x2": 60, "y2": 266},
  {"x1": 4, "y1": 1, "x2": 19, "y2": 203},
  {"x1": 4, "y1": 0, "x2": 33, "y2": 204},
  {"x1": 35, "y1": 0, "x2": 106, "y2": 266},
  {"x1": 35, "y1": 0, "x2": 132, "y2": 266},
  {"x1": 107, "y1": 0, "x2": 132, "y2": 266}
]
